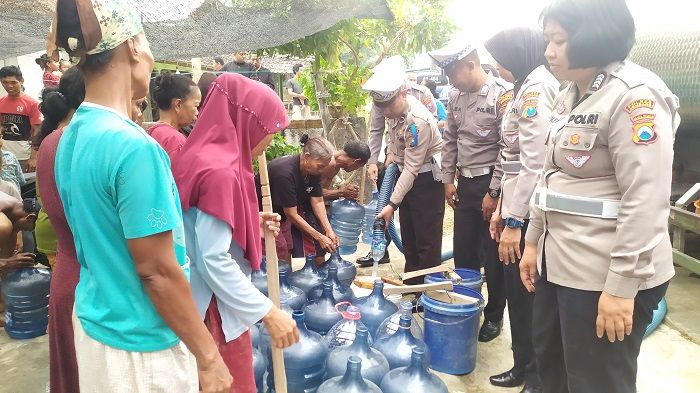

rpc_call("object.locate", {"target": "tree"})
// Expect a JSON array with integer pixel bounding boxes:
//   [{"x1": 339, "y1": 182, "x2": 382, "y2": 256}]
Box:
[{"x1": 267, "y1": 0, "x2": 455, "y2": 130}]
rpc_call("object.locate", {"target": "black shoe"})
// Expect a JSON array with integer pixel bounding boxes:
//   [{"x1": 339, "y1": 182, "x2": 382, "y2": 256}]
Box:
[
  {"x1": 478, "y1": 319, "x2": 503, "y2": 342},
  {"x1": 520, "y1": 384, "x2": 543, "y2": 393},
  {"x1": 489, "y1": 369, "x2": 525, "y2": 388},
  {"x1": 356, "y1": 250, "x2": 390, "y2": 267}
]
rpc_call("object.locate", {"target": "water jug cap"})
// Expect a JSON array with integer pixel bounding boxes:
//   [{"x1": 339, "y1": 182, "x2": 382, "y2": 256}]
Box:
[
  {"x1": 399, "y1": 315, "x2": 412, "y2": 327},
  {"x1": 292, "y1": 310, "x2": 305, "y2": 322},
  {"x1": 335, "y1": 302, "x2": 361, "y2": 320},
  {"x1": 400, "y1": 301, "x2": 413, "y2": 312},
  {"x1": 410, "y1": 346, "x2": 425, "y2": 366}
]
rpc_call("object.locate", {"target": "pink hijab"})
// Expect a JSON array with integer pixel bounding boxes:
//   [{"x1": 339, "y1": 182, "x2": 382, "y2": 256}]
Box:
[{"x1": 172, "y1": 73, "x2": 290, "y2": 270}]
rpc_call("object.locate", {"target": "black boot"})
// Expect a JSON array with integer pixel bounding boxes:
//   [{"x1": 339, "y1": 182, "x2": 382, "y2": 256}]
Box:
[
  {"x1": 489, "y1": 368, "x2": 525, "y2": 387},
  {"x1": 478, "y1": 319, "x2": 503, "y2": 342},
  {"x1": 356, "y1": 250, "x2": 390, "y2": 267}
]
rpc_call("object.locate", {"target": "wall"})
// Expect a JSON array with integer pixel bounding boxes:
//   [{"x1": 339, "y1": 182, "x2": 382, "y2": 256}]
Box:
[{"x1": 1, "y1": 50, "x2": 45, "y2": 101}]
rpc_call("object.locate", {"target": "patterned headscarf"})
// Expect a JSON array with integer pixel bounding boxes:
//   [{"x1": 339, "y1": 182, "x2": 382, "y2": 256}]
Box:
[{"x1": 48, "y1": 0, "x2": 143, "y2": 63}]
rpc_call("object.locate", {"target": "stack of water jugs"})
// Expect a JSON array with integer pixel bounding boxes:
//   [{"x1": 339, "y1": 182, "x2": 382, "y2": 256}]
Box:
[{"x1": 251, "y1": 255, "x2": 449, "y2": 393}]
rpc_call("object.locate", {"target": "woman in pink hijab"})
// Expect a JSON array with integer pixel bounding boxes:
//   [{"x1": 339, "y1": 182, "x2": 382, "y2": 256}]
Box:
[{"x1": 172, "y1": 73, "x2": 299, "y2": 393}]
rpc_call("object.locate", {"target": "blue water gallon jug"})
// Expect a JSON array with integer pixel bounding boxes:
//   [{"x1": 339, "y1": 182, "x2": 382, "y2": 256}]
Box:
[
  {"x1": 259, "y1": 299, "x2": 294, "y2": 357},
  {"x1": 1, "y1": 267, "x2": 51, "y2": 339},
  {"x1": 252, "y1": 257, "x2": 269, "y2": 297},
  {"x1": 325, "y1": 303, "x2": 372, "y2": 351},
  {"x1": 354, "y1": 280, "x2": 397, "y2": 338},
  {"x1": 318, "y1": 251, "x2": 357, "y2": 287},
  {"x1": 361, "y1": 192, "x2": 379, "y2": 244},
  {"x1": 375, "y1": 300, "x2": 423, "y2": 341},
  {"x1": 279, "y1": 270, "x2": 307, "y2": 311},
  {"x1": 253, "y1": 346, "x2": 267, "y2": 393},
  {"x1": 379, "y1": 347, "x2": 448, "y2": 393},
  {"x1": 325, "y1": 326, "x2": 388, "y2": 386},
  {"x1": 317, "y1": 356, "x2": 382, "y2": 393},
  {"x1": 330, "y1": 198, "x2": 364, "y2": 255},
  {"x1": 372, "y1": 315, "x2": 428, "y2": 370},
  {"x1": 267, "y1": 311, "x2": 329, "y2": 393},
  {"x1": 303, "y1": 282, "x2": 342, "y2": 335},
  {"x1": 288, "y1": 255, "x2": 324, "y2": 295},
  {"x1": 307, "y1": 266, "x2": 354, "y2": 303}
]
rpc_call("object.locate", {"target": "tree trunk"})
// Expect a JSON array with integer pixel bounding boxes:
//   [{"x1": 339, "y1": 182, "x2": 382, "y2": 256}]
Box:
[{"x1": 313, "y1": 71, "x2": 333, "y2": 136}]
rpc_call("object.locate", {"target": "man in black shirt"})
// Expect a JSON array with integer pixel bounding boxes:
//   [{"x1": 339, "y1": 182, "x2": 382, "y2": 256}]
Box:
[
  {"x1": 258, "y1": 137, "x2": 338, "y2": 263},
  {"x1": 250, "y1": 54, "x2": 276, "y2": 91},
  {"x1": 221, "y1": 51, "x2": 253, "y2": 76}
]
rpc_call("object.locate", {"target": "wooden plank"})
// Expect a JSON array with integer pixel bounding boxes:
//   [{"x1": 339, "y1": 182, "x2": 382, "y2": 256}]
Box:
[
  {"x1": 669, "y1": 207, "x2": 700, "y2": 233},
  {"x1": 672, "y1": 248, "x2": 700, "y2": 276}
]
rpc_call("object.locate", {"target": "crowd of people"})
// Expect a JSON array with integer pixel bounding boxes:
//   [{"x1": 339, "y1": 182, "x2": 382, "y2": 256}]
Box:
[{"x1": 0, "y1": 0, "x2": 681, "y2": 392}]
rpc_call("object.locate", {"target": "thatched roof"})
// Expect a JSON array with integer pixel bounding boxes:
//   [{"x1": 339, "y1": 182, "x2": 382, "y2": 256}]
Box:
[{"x1": 0, "y1": 0, "x2": 392, "y2": 60}]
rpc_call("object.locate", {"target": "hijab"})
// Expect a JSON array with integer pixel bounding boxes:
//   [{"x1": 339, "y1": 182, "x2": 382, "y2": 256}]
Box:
[
  {"x1": 484, "y1": 27, "x2": 548, "y2": 94},
  {"x1": 172, "y1": 73, "x2": 290, "y2": 270}
]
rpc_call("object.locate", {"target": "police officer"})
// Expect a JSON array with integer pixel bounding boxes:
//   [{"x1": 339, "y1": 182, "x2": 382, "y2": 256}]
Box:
[
  {"x1": 484, "y1": 27, "x2": 560, "y2": 393},
  {"x1": 520, "y1": 1, "x2": 679, "y2": 392},
  {"x1": 363, "y1": 56, "x2": 444, "y2": 285},
  {"x1": 360, "y1": 60, "x2": 439, "y2": 266},
  {"x1": 430, "y1": 42, "x2": 511, "y2": 341}
]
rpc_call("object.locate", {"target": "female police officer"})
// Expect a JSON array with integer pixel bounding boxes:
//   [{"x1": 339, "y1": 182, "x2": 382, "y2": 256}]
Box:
[
  {"x1": 365, "y1": 56, "x2": 444, "y2": 285},
  {"x1": 520, "y1": 0, "x2": 680, "y2": 392},
  {"x1": 485, "y1": 27, "x2": 559, "y2": 393}
]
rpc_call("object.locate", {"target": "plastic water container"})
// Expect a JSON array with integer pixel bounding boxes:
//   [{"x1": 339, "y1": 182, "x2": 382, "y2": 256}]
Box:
[
  {"x1": 420, "y1": 286, "x2": 484, "y2": 375},
  {"x1": 424, "y1": 268, "x2": 484, "y2": 292},
  {"x1": 1, "y1": 267, "x2": 51, "y2": 339},
  {"x1": 362, "y1": 192, "x2": 379, "y2": 244},
  {"x1": 330, "y1": 198, "x2": 364, "y2": 255},
  {"x1": 317, "y1": 356, "x2": 382, "y2": 393},
  {"x1": 379, "y1": 347, "x2": 448, "y2": 393},
  {"x1": 376, "y1": 301, "x2": 423, "y2": 341},
  {"x1": 325, "y1": 326, "x2": 388, "y2": 386},
  {"x1": 325, "y1": 303, "x2": 372, "y2": 351},
  {"x1": 267, "y1": 311, "x2": 329, "y2": 392}
]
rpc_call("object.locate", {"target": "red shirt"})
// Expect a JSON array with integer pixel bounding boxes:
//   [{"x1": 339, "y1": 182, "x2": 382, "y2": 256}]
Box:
[
  {"x1": 147, "y1": 123, "x2": 187, "y2": 162},
  {"x1": 43, "y1": 70, "x2": 61, "y2": 88},
  {"x1": 0, "y1": 94, "x2": 42, "y2": 160}
]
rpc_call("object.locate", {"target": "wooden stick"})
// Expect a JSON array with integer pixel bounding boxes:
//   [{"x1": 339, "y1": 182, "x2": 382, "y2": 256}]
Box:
[
  {"x1": 400, "y1": 260, "x2": 456, "y2": 281},
  {"x1": 258, "y1": 153, "x2": 288, "y2": 393},
  {"x1": 383, "y1": 281, "x2": 453, "y2": 295}
]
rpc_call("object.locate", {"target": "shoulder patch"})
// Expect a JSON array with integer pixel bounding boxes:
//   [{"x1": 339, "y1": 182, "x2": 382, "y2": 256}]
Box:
[
  {"x1": 522, "y1": 100, "x2": 539, "y2": 119},
  {"x1": 404, "y1": 124, "x2": 419, "y2": 148},
  {"x1": 624, "y1": 99, "x2": 655, "y2": 113},
  {"x1": 521, "y1": 91, "x2": 541, "y2": 101},
  {"x1": 589, "y1": 72, "x2": 607, "y2": 92},
  {"x1": 497, "y1": 91, "x2": 514, "y2": 114},
  {"x1": 631, "y1": 113, "x2": 657, "y2": 145}
]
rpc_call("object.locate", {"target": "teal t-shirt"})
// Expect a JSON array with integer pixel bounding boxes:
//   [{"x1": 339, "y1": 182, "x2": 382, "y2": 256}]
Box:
[{"x1": 55, "y1": 103, "x2": 188, "y2": 352}]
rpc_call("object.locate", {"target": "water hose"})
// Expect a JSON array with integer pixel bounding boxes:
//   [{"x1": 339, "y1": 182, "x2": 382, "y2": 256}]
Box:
[
  {"x1": 374, "y1": 163, "x2": 454, "y2": 261},
  {"x1": 644, "y1": 297, "x2": 668, "y2": 339}
]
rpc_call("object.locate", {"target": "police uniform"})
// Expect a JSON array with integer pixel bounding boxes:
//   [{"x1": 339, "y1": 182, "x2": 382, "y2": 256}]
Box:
[
  {"x1": 525, "y1": 61, "x2": 679, "y2": 392},
  {"x1": 368, "y1": 82, "x2": 438, "y2": 165},
  {"x1": 430, "y1": 44, "x2": 512, "y2": 326},
  {"x1": 363, "y1": 57, "x2": 445, "y2": 285},
  {"x1": 495, "y1": 64, "x2": 559, "y2": 388}
]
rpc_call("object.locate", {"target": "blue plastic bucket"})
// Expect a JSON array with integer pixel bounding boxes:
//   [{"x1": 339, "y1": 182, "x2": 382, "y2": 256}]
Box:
[
  {"x1": 421, "y1": 286, "x2": 484, "y2": 375},
  {"x1": 424, "y1": 268, "x2": 483, "y2": 292}
]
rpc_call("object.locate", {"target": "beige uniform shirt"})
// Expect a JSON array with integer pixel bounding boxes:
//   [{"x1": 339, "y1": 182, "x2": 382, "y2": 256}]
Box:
[
  {"x1": 368, "y1": 83, "x2": 438, "y2": 164},
  {"x1": 525, "y1": 61, "x2": 680, "y2": 298},
  {"x1": 498, "y1": 66, "x2": 559, "y2": 221},
  {"x1": 442, "y1": 73, "x2": 513, "y2": 189},
  {"x1": 387, "y1": 95, "x2": 443, "y2": 205}
]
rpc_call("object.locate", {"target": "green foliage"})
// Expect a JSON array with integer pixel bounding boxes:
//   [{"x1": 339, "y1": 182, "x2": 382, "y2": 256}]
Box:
[
  {"x1": 253, "y1": 133, "x2": 300, "y2": 173},
  {"x1": 297, "y1": 61, "x2": 372, "y2": 116},
  {"x1": 265, "y1": 0, "x2": 455, "y2": 117}
]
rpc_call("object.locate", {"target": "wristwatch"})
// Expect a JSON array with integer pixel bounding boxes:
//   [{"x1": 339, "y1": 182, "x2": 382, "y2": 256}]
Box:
[
  {"x1": 488, "y1": 188, "x2": 500, "y2": 198},
  {"x1": 388, "y1": 201, "x2": 399, "y2": 210},
  {"x1": 504, "y1": 217, "x2": 524, "y2": 229}
]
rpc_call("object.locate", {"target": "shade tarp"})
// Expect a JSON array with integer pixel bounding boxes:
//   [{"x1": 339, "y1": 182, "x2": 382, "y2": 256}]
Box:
[{"x1": 0, "y1": 0, "x2": 392, "y2": 60}]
